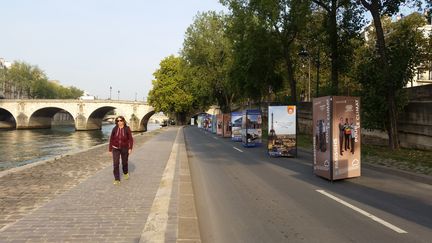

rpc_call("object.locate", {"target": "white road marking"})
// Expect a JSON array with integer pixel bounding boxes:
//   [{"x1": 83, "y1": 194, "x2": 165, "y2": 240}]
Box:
[
  {"x1": 212, "y1": 136, "x2": 218, "y2": 139},
  {"x1": 140, "y1": 129, "x2": 181, "y2": 242},
  {"x1": 233, "y1": 147, "x2": 243, "y2": 153},
  {"x1": 316, "y1": 190, "x2": 407, "y2": 234}
]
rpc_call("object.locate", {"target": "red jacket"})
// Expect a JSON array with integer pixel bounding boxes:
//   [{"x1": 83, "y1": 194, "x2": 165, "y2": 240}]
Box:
[{"x1": 109, "y1": 126, "x2": 133, "y2": 152}]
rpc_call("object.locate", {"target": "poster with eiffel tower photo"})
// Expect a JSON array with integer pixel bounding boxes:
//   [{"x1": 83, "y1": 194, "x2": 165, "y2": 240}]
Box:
[{"x1": 267, "y1": 106, "x2": 297, "y2": 157}]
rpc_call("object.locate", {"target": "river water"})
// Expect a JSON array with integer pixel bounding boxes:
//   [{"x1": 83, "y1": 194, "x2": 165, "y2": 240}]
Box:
[{"x1": 0, "y1": 123, "x2": 161, "y2": 171}]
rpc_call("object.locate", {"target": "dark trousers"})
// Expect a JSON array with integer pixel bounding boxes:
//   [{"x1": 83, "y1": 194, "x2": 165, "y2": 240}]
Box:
[
  {"x1": 351, "y1": 137, "x2": 355, "y2": 154},
  {"x1": 344, "y1": 134, "x2": 350, "y2": 150},
  {"x1": 112, "y1": 148, "x2": 129, "y2": 181}
]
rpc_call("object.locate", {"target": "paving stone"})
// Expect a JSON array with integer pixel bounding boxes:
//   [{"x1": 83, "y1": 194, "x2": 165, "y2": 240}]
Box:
[{"x1": 0, "y1": 127, "x2": 200, "y2": 242}]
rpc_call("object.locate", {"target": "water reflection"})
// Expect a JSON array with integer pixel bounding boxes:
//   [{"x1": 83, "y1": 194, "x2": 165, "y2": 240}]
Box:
[{"x1": 0, "y1": 123, "x2": 161, "y2": 171}]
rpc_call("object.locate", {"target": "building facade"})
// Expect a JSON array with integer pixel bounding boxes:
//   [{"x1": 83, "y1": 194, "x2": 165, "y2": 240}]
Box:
[
  {"x1": 410, "y1": 23, "x2": 432, "y2": 87},
  {"x1": 0, "y1": 58, "x2": 13, "y2": 99},
  {"x1": 362, "y1": 13, "x2": 432, "y2": 88}
]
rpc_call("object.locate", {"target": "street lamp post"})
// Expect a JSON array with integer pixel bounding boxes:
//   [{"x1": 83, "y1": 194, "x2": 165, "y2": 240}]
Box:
[
  {"x1": 118, "y1": 90, "x2": 120, "y2": 100},
  {"x1": 109, "y1": 86, "x2": 112, "y2": 100},
  {"x1": 315, "y1": 50, "x2": 320, "y2": 97},
  {"x1": 308, "y1": 58, "x2": 311, "y2": 101},
  {"x1": 298, "y1": 47, "x2": 311, "y2": 101}
]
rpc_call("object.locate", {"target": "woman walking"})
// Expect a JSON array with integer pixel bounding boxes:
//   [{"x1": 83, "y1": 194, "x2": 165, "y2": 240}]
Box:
[{"x1": 109, "y1": 116, "x2": 133, "y2": 185}]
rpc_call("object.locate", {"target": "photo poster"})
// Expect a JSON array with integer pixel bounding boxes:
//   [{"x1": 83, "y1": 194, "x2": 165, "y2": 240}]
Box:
[
  {"x1": 204, "y1": 113, "x2": 212, "y2": 132},
  {"x1": 332, "y1": 96, "x2": 361, "y2": 180},
  {"x1": 211, "y1": 114, "x2": 217, "y2": 133},
  {"x1": 216, "y1": 114, "x2": 223, "y2": 136},
  {"x1": 312, "y1": 96, "x2": 332, "y2": 179},
  {"x1": 242, "y1": 109, "x2": 262, "y2": 147},
  {"x1": 197, "y1": 115, "x2": 203, "y2": 128},
  {"x1": 190, "y1": 117, "x2": 195, "y2": 126},
  {"x1": 223, "y1": 113, "x2": 232, "y2": 138},
  {"x1": 231, "y1": 112, "x2": 242, "y2": 141},
  {"x1": 268, "y1": 106, "x2": 297, "y2": 157}
]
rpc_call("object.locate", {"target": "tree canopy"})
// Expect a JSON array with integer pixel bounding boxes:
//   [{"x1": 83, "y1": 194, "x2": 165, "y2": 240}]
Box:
[
  {"x1": 182, "y1": 11, "x2": 237, "y2": 112},
  {"x1": 147, "y1": 1, "x2": 432, "y2": 149},
  {"x1": 358, "y1": 0, "x2": 428, "y2": 149},
  {"x1": 1, "y1": 61, "x2": 83, "y2": 99},
  {"x1": 147, "y1": 55, "x2": 194, "y2": 124}
]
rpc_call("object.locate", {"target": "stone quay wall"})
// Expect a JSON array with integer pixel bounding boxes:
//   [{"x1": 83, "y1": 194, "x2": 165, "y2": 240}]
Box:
[{"x1": 297, "y1": 100, "x2": 432, "y2": 151}]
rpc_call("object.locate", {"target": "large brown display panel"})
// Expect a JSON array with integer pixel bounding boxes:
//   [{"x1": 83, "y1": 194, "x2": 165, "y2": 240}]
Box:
[
  {"x1": 332, "y1": 96, "x2": 361, "y2": 179},
  {"x1": 223, "y1": 114, "x2": 232, "y2": 138},
  {"x1": 216, "y1": 114, "x2": 223, "y2": 136},
  {"x1": 313, "y1": 96, "x2": 361, "y2": 180},
  {"x1": 217, "y1": 113, "x2": 232, "y2": 137},
  {"x1": 313, "y1": 97, "x2": 332, "y2": 179}
]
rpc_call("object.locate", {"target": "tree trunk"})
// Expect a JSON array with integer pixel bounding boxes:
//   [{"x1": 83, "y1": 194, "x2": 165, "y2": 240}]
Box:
[
  {"x1": 285, "y1": 55, "x2": 297, "y2": 103},
  {"x1": 221, "y1": 90, "x2": 235, "y2": 114},
  {"x1": 329, "y1": 1, "x2": 339, "y2": 95},
  {"x1": 176, "y1": 112, "x2": 187, "y2": 125},
  {"x1": 386, "y1": 92, "x2": 400, "y2": 149},
  {"x1": 365, "y1": 0, "x2": 400, "y2": 150},
  {"x1": 312, "y1": 0, "x2": 339, "y2": 95},
  {"x1": 224, "y1": 93, "x2": 234, "y2": 113}
]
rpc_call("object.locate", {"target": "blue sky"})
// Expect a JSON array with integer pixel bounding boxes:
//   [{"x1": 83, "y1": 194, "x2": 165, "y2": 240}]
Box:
[
  {"x1": 268, "y1": 106, "x2": 296, "y2": 134},
  {"x1": 0, "y1": 0, "x2": 226, "y2": 100}
]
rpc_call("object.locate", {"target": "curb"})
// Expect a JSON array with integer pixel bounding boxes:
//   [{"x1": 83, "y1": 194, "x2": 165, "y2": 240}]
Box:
[
  {"x1": 177, "y1": 126, "x2": 202, "y2": 242},
  {"x1": 362, "y1": 163, "x2": 432, "y2": 185},
  {"x1": 139, "y1": 128, "x2": 181, "y2": 242}
]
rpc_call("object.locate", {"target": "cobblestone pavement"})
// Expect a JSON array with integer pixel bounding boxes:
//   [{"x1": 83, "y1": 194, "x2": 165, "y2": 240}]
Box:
[
  {"x1": 0, "y1": 127, "x2": 200, "y2": 242},
  {"x1": 0, "y1": 129, "x2": 162, "y2": 230}
]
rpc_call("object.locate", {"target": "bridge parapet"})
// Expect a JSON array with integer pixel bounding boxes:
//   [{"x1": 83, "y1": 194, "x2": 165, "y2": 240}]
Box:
[{"x1": 0, "y1": 99, "x2": 155, "y2": 132}]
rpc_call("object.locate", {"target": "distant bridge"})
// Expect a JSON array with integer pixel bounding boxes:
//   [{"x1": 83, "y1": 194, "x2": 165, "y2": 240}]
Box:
[{"x1": 0, "y1": 99, "x2": 156, "y2": 132}]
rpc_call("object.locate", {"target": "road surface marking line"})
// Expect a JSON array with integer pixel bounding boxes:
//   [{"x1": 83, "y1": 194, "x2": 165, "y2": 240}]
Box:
[
  {"x1": 316, "y1": 190, "x2": 407, "y2": 234},
  {"x1": 140, "y1": 129, "x2": 181, "y2": 242},
  {"x1": 212, "y1": 136, "x2": 218, "y2": 139},
  {"x1": 233, "y1": 147, "x2": 243, "y2": 153}
]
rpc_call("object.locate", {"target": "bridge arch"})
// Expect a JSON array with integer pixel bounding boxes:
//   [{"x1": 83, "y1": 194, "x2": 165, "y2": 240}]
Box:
[
  {"x1": 0, "y1": 99, "x2": 156, "y2": 132},
  {"x1": 0, "y1": 108, "x2": 16, "y2": 129},
  {"x1": 27, "y1": 107, "x2": 74, "y2": 129},
  {"x1": 141, "y1": 110, "x2": 156, "y2": 131},
  {"x1": 83, "y1": 106, "x2": 116, "y2": 130}
]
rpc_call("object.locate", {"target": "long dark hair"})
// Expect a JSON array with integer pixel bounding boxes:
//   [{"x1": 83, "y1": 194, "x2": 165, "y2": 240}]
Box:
[{"x1": 115, "y1": 116, "x2": 127, "y2": 126}]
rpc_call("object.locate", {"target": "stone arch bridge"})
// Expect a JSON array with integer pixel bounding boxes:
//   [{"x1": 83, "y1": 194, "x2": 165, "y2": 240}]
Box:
[{"x1": 0, "y1": 99, "x2": 156, "y2": 132}]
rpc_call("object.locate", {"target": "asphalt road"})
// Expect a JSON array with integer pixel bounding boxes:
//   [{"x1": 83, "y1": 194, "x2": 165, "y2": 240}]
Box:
[{"x1": 184, "y1": 126, "x2": 432, "y2": 243}]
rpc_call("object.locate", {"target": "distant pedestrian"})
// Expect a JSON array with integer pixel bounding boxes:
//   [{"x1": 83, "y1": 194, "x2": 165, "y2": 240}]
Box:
[{"x1": 109, "y1": 116, "x2": 133, "y2": 185}]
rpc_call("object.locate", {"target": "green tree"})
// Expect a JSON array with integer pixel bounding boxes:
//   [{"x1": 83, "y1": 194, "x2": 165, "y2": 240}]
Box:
[
  {"x1": 222, "y1": 0, "x2": 311, "y2": 103},
  {"x1": 224, "y1": 3, "x2": 284, "y2": 102},
  {"x1": 0, "y1": 66, "x2": 6, "y2": 96},
  {"x1": 6, "y1": 61, "x2": 83, "y2": 99},
  {"x1": 31, "y1": 79, "x2": 56, "y2": 98},
  {"x1": 356, "y1": 10, "x2": 427, "y2": 148},
  {"x1": 357, "y1": 0, "x2": 426, "y2": 149},
  {"x1": 64, "y1": 86, "x2": 84, "y2": 99},
  {"x1": 7, "y1": 61, "x2": 47, "y2": 98},
  {"x1": 182, "y1": 11, "x2": 237, "y2": 112},
  {"x1": 147, "y1": 56, "x2": 194, "y2": 124},
  {"x1": 310, "y1": 0, "x2": 365, "y2": 95}
]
